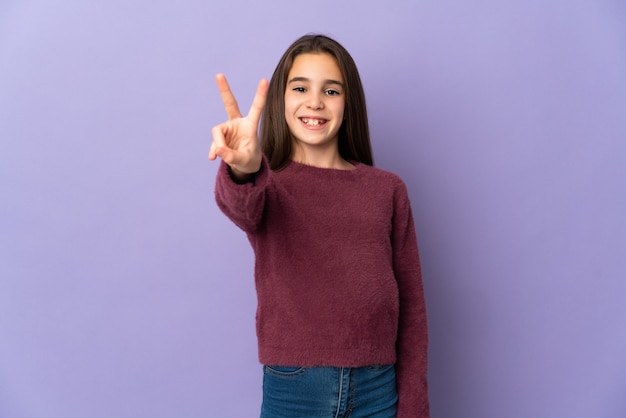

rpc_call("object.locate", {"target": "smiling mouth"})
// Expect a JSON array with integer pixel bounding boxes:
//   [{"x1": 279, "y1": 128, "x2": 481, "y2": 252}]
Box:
[{"x1": 299, "y1": 117, "x2": 328, "y2": 127}]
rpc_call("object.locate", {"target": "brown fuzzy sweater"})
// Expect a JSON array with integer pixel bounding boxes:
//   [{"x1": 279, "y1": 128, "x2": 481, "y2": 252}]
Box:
[{"x1": 215, "y1": 158, "x2": 430, "y2": 417}]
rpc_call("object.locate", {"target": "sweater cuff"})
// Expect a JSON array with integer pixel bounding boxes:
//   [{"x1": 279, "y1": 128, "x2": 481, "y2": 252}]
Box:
[{"x1": 218, "y1": 156, "x2": 270, "y2": 189}]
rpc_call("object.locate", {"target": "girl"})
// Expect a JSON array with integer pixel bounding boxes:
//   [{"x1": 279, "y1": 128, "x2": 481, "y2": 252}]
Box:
[{"x1": 209, "y1": 34, "x2": 429, "y2": 418}]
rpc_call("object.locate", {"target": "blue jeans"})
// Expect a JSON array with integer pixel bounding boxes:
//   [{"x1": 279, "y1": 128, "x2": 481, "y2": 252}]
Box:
[{"x1": 260, "y1": 365, "x2": 398, "y2": 418}]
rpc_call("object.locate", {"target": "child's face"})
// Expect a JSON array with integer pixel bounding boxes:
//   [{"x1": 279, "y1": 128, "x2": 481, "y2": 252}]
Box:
[{"x1": 284, "y1": 53, "x2": 345, "y2": 155}]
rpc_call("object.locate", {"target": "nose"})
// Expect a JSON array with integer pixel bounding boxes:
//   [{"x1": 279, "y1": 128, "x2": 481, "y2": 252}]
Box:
[{"x1": 306, "y1": 91, "x2": 324, "y2": 110}]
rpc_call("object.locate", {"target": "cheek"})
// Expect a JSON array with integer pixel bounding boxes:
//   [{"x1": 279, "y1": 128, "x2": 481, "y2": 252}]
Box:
[
  {"x1": 283, "y1": 99, "x2": 298, "y2": 130},
  {"x1": 336, "y1": 102, "x2": 346, "y2": 120},
  {"x1": 284, "y1": 96, "x2": 296, "y2": 116}
]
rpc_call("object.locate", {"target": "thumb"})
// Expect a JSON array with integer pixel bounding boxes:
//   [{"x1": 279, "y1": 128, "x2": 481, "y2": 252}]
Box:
[{"x1": 213, "y1": 145, "x2": 239, "y2": 166}]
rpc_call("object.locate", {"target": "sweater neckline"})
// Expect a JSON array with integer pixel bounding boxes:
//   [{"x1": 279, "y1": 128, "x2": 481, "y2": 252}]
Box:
[{"x1": 285, "y1": 159, "x2": 362, "y2": 173}]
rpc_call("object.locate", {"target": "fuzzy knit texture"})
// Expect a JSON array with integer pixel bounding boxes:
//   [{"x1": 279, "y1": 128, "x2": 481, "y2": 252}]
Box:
[{"x1": 215, "y1": 157, "x2": 430, "y2": 418}]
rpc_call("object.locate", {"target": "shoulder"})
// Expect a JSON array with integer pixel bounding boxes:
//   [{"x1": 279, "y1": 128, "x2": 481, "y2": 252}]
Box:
[{"x1": 358, "y1": 164, "x2": 408, "y2": 191}]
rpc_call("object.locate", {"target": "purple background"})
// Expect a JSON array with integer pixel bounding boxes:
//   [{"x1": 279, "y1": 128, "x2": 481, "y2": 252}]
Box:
[{"x1": 1, "y1": 1, "x2": 625, "y2": 417}]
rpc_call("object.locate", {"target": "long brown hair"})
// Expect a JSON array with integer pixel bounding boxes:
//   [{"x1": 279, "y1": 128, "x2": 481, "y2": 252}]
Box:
[{"x1": 260, "y1": 34, "x2": 374, "y2": 171}]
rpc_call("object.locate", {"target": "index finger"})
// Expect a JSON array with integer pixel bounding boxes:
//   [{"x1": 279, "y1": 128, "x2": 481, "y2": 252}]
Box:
[
  {"x1": 247, "y1": 78, "x2": 269, "y2": 125},
  {"x1": 216, "y1": 73, "x2": 242, "y2": 120}
]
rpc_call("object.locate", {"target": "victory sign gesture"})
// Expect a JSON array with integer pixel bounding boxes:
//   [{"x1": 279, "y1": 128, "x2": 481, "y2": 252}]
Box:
[{"x1": 209, "y1": 74, "x2": 269, "y2": 180}]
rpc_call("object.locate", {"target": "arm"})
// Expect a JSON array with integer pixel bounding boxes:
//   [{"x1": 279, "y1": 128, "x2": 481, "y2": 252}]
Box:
[
  {"x1": 392, "y1": 182, "x2": 430, "y2": 418},
  {"x1": 214, "y1": 156, "x2": 270, "y2": 233},
  {"x1": 209, "y1": 74, "x2": 270, "y2": 232}
]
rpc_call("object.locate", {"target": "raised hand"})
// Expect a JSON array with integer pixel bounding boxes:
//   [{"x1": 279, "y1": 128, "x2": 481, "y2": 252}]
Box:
[{"x1": 209, "y1": 74, "x2": 269, "y2": 179}]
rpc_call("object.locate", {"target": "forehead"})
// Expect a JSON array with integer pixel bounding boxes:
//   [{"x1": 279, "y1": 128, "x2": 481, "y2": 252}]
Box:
[{"x1": 288, "y1": 53, "x2": 343, "y2": 82}]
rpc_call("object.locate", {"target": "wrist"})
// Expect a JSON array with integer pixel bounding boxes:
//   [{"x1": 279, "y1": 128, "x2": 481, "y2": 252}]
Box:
[{"x1": 229, "y1": 165, "x2": 257, "y2": 184}]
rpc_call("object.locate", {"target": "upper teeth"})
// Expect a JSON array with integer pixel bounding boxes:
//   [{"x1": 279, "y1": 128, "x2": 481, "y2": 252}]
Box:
[{"x1": 302, "y1": 118, "x2": 323, "y2": 126}]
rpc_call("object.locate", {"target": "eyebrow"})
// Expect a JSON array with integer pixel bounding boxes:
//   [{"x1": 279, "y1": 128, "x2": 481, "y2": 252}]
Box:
[{"x1": 287, "y1": 76, "x2": 344, "y2": 87}]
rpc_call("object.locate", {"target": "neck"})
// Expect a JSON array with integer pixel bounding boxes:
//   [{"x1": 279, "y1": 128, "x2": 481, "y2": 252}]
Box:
[{"x1": 291, "y1": 143, "x2": 354, "y2": 170}]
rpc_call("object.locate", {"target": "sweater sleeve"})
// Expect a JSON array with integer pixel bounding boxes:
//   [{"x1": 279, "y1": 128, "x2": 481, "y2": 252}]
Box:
[
  {"x1": 392, "y1": 181, "x2": 430, "y2": 418},
  {"x1": 214, "y1": 157, "x2": 270, "y2": 233}
]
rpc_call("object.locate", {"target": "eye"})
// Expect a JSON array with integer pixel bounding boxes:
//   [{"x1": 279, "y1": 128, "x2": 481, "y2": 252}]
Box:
[
  {"x1": 325, "y1": 89, "x2": 341, "y2": 96},
  {"x1": 292, "y1": 87, "x2": 306, "y2": 93}
]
